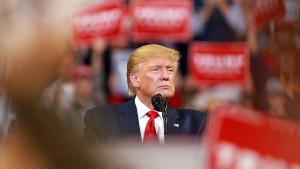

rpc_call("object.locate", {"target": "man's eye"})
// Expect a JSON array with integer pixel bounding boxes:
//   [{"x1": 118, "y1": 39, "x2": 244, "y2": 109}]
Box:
[
  {"x1": 167, "y1": 68, "x2": 175, "y2": 72},
  {"x1": 150, "y1": 68, "x2": 160, "y2": 71}
]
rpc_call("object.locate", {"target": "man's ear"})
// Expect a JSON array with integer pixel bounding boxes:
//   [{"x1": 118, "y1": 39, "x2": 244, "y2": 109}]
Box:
[{"x1": 130, "y1": 73, "x2": 140, "y2": 88}]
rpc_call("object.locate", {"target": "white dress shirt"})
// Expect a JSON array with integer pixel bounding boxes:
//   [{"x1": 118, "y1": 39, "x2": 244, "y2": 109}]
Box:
[{"x1": 135, "y1": 96, "x2": 165, "y2": 143}]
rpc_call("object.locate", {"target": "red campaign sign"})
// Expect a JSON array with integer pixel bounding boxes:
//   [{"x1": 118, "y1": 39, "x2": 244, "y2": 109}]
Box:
[
  {"x1": 73, "y1": 1, "x2": 124, "y2": 45},
  {"x1": 206, "y1": 104, "x2": 300, "y2": 169},
  {"x1": 131, "y1": 0, "x2": 192, "y2": 43},
  {"x1": 189, "y1": 42, "x2": 249, "y2": 86},
  {"x1": 255, "y1": 0, "x2": 286, "y2": 27}
]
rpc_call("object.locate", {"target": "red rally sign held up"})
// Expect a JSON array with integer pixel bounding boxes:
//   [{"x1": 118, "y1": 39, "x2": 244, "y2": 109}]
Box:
[
  {"x1": 205, "y1": 104, "x2": 300, "y2": 169},
  {"x1": 131, "y1": 0, "x2": 192, "y2": 43},
  {"x1": 189, "y1": 42, "x2": 249, "y2": 86},
  {"x1": 254, "y1": 0, "x2": 286, "y2": 27},
  {"x1": 73, "y1": 1, "x2": 124, "y2": 45}
]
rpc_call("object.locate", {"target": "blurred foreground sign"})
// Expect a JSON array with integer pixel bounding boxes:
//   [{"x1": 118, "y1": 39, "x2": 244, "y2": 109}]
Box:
[
  {"x1": 73, "y1": 1, "x2": 124, "y2": 45},
  {"x1": 189, "y1": 42, "x2": 249, "y2": 86},
  {"x1": 255, "y1": 0, "x2": 286, "y2": 27},
  {"x1": 131, "y1": 0, "x2": 192, "y2": 43},
  {"x1": 206, "y1": 104, "x2": 300, "y2": 169}
]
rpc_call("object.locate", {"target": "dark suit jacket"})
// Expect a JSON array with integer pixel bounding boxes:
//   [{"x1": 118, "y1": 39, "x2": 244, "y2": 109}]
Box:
[{"x1": 83, "y1": 98, "x2": 207, "y2": 144}]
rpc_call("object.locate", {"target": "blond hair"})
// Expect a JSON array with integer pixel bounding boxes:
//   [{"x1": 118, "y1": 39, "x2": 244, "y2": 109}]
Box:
[{"x1": 126, "y1": 44, "x2": 180, "y2": 96}]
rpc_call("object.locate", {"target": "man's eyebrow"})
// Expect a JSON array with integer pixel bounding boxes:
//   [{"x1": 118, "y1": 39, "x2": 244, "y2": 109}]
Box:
[
  {"x1": 166, "y1": 65, "x2": 175, "y2": 68},
  {"x1": 148, "y1": 65, "x2": 161, "y2": 68}
]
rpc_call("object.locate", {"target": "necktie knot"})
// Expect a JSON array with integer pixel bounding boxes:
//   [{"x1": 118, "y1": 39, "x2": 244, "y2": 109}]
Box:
[
  {"x1": 146, "y1": 111, "x2": 159, "y2": 119},
  {"x1": 144, "y1": 111, "x2": 159, "y2": 143}
]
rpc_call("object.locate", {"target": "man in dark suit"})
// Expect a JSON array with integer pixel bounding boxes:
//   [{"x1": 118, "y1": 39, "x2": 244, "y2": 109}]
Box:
[{"x1": 83, "y1": 44, "x2": 207, "y2": 144}]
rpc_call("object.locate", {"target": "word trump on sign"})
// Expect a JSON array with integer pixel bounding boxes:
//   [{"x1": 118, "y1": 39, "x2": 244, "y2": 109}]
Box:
[
  {"x1": 74, "y1": 9, "x2": 121, "y2": 33},
  {"x1": 131, "y1": 0, "x2": 192, "y2": 42},
  {"x1": 192, "y1": 54, "x2": 244, "y2": 76},
  {"x1": 134, "y1": 7, "x2": 188, "y2": 30},
  {"x1": 73, "y1": 1, "x2": 124, "y2": 45},
  {"x1": 189, "y1": 42, "x2": 249, "y2": 86}
]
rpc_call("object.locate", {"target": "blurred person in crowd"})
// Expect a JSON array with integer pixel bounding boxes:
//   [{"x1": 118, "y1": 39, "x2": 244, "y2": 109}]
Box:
[
  {"x1": 42, "y1": 55, "x2": 96, "y2": 139},
  {"x1": 106, "y1": 37, "x2": 134, "y2": 104},
  {"x1": 267, "y1": 22, "x2": 300, "y2": 97},
  {"x1": 78, "y1": 37, "x2": 132, "y2": 104},
  {"x1": 43, "y1": 54, "x2": 76, "y2": 115},
  {"x1": 74, "y1": 65, "x2": 96, "y2": 117},
  {"x1": 186, "y1": 83, "x2": 246, "y2": 113},
  {"x1": 83, "y1": 44, "x2": 207, "y2": 145},
  {"x1": 42, "y1": 55, "x2": 82, "y2": 138},
  {"x1": 0, "y1": 0, "x2": 110, "y2": 168},
  {"x1": 235, "y1": 0, "x2": 273, "y2": 111},
  {"x1": 193, "y1": 0, "x2": 247, "y2": 41},
  {"x1": 183, "y1": 0, "x2": 250, "y2": 113},
  {"x1": 72, "y1": 65, "x2": 98, "y2": 138},
  {"x1": 179, "y1": 0, "x2": 248, "y2": 81},
  {"x1": 183, "y1": 71, "x2": 253, "y2": 113},
  {"x1": 246, "y1": 0, "x2": 300, "y2": 121},
  {"x1": 77, "y1": 38, "x2": 107, "y2": 104},
  {"x1": 268, "y1": 22, "x2": 300, "y2": 121}
]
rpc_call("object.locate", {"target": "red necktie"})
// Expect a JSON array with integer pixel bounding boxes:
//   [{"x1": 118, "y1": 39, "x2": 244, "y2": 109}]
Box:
[{"x1": 143, "y1": 111, "x2": 159, "y2": 143}]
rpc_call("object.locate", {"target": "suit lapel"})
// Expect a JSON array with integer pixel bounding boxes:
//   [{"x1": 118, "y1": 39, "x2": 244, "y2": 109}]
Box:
[
  {"x1": 118, "y1": 99, "x2": 141, "y2": 138},
  {"x1": 117, "y1": 99, "x2": 182, "y2": 142}
]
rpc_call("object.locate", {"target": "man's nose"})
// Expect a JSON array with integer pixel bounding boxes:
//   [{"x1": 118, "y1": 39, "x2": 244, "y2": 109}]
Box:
[{"x1": 160, "y1": 68, "x2": 169, "y2": 80}]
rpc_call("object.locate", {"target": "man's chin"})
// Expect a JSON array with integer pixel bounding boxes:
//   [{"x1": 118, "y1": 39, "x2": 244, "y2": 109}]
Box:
[{"x1": 156, "y1": 92, "x2": 174, "y2": 101}]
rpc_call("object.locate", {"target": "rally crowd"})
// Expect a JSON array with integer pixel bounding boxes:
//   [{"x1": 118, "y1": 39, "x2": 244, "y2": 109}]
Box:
[
  {"x1": 40, "y1": 0, "x2": 300, "y2": 139},
  {"x1": 0, "y1": 0, "x2": 300, "y2": 168},
  {"x1": 0, "y1": 0, "x2": 300, "y2": 144}
]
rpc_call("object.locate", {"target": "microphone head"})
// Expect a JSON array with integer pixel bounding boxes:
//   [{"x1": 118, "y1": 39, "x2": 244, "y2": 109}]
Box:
[{"x1": 151, "y1": 94, "x2": 167, "y2": 112}]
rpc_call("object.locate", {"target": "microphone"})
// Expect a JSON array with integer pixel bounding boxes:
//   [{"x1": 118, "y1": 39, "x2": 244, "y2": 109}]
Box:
[{"x1": 151, "y1": 94, "x2": 168, "y2": 136}]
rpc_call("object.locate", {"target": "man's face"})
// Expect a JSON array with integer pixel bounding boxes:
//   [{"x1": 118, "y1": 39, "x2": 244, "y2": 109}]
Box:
[{"x1": 132, "y1": 56, "x2": 177, "y2": 101}]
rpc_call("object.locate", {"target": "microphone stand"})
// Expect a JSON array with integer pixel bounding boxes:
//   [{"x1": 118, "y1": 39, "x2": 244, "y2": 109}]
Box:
[
  {"x1": 151, "y1": 94, "x2": 168, "y2": 137},
  {"x1": 162, "y1": 107, "x2": 167, "y2": 136}
]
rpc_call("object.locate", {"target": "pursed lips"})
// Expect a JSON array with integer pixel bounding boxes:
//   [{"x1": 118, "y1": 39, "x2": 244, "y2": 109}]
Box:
[{"x1": 158, "y1": 85, "x2": 171, "y2": 89}]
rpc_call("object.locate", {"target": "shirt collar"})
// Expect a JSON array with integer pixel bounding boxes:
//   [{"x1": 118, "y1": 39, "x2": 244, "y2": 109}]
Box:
[{"x1": 135, "y1": 96, "x2": 163, "y2": 119}]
